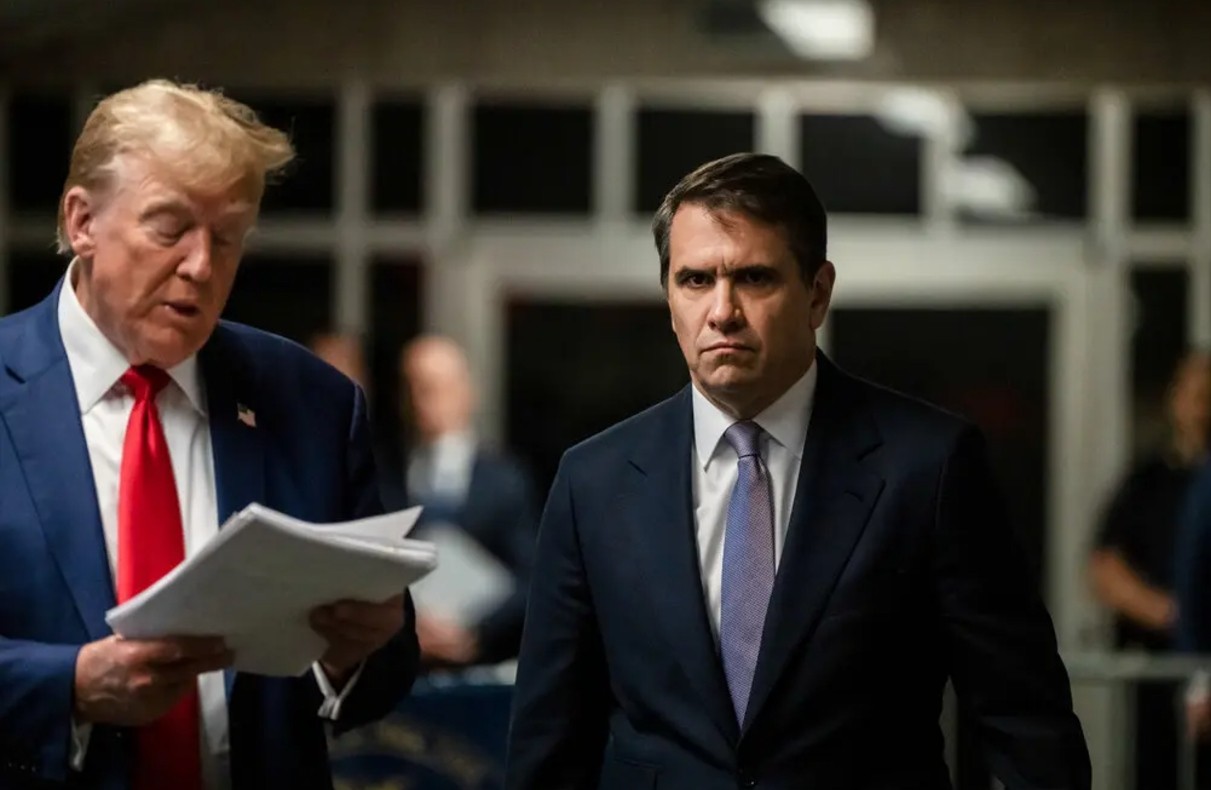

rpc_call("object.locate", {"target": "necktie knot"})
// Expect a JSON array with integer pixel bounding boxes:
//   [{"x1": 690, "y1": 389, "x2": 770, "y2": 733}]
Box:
[
  {"x1": 724, "y1": 420, "x2": 763, "y2": 459},
  {"x1": 121, "y1": 365, "x2": 171, "y2": 402}
]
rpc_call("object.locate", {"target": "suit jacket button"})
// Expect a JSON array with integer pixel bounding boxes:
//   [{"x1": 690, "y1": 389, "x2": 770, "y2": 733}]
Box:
[{"x1": 737, "y1": 773, "x2": 756, "y2": 788}]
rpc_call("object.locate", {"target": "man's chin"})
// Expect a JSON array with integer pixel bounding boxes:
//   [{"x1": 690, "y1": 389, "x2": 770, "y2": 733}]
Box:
[
  {"x1": 697, "y1": 371, "x2": 760, "y2": 399},
  {"x1": 137, "y1": 328, "x2": 213, "y2": 368},
  {"x1": 701, "y1": 361, "x2": 757, "y2": 386}
]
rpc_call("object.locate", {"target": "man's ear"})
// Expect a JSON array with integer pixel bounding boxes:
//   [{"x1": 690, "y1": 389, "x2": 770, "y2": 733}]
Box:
[
  {"x1": 62, "y1": 186, "x2": 100, "y2": 259},
  {"x1": 809, "y1": 260, "x2": 836, "y2": 330}
]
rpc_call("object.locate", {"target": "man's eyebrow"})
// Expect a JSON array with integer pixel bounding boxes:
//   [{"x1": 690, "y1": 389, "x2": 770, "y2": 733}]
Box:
[
  {"x1": 139, "y1": 199, "x2": 191, "y2": 219},
  {"x1": 218, "y1": 202, "x2": 255, "y2": 220},
  {"x1": 672, "y1": 264, "x2": 714, "y2": 280},
  {"x1": 721, "y1": 261, "x2": 778, "y2": 272},
  {"x1": 139, "y1": 200, "x2": 255, "y2": 226},
  {"x1": 672, "y1": 261, "x2": 779, "y2": 277}
]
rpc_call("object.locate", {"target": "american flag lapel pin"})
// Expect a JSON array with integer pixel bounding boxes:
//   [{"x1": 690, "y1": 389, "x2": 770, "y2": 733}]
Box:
[{"x1": 236, "y1": 402, "x2": 257, "y2": 428}]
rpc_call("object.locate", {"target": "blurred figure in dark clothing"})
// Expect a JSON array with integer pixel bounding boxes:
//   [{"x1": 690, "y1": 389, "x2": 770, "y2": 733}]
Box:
[
  {"x1": 377, "y1": 335, "x2": 539, "y2": 668},
  {"x1": 1093, "y1": 350, "x2": 1211, "y2": 790}
]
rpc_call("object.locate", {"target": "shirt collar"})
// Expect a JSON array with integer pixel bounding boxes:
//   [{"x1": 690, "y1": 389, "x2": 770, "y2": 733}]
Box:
[
  {"x1": 423, "y1": 429, "x2": 477, "y2": 459},
  {"x1": 57, "y1": 257, "x2": 207, "y2": 416},
  {"x1": 691, "y1": 357, "x2": 818, "y2": 470}
]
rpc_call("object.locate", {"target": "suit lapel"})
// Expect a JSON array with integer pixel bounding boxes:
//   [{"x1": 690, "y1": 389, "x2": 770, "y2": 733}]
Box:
[
  {"x1": 201, "y1": 325, "x2": 267, "y2": 526},
  {"x1": 621, "y1": 388, "x2": 740, "y2": 746},
  {"x1": 200, "y1": 325, "x2": 266, "y2": 696},
  {"x1": 0, "y1": 285, "x2": 115, "y2": 641},
  {"x1": 742, "y1": 356, "x2": 885, "y2": 733}
]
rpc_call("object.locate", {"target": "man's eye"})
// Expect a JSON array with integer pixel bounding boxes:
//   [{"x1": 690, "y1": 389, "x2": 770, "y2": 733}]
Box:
[{"x1": 739, "y1": 269, "x2": 773, "y2": 284}]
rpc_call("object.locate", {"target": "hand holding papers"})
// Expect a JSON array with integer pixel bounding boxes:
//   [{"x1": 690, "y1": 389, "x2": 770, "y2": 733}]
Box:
[{"x1": 106, "y1": 504, "x2": 438, "y2": 677}]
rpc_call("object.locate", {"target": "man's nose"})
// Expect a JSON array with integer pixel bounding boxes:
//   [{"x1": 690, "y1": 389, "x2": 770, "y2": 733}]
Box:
[
  {"x1": 707, "y1": 280, "x2": 742, "y2": 330},
  {"x1": 178, "y1": 232, "x2": 214, "y2": 283}
]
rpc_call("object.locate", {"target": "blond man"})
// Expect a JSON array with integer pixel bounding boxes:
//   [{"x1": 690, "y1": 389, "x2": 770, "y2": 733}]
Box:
[{"x1": 0, "y1": 80, "x2": 418, "y2": 790}]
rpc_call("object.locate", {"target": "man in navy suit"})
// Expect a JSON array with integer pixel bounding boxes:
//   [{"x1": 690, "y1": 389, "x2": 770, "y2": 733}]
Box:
[
  {"x1": 378, "y1": 335, "x2": 538, "y2": 666},
  {"x1": 507, "y1": 153, "x2": 1089, "y2": 789},
  {"x1": 0, "y1": 80, "x2": 418, "y2": 789}
]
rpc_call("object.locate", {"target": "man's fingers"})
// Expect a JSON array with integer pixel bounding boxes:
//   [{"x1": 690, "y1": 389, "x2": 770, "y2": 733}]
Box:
[
  {"x1": 152, "y1": 650, "x2": 236, "y2": 685},
  {"x1": 327, "y1": 601, "x2": 404, "y2": 632},
  {"x1": 130, "y1": 636, "x2": 229, "y2": 665},
  {"x1": 313, "y1": 618, "x2": 383, "y2": 647}
]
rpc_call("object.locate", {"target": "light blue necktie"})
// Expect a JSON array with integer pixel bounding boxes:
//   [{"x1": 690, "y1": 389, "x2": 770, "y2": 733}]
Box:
[{"x1": 720, "y1": 420, "x2": 776, "y2": 725}]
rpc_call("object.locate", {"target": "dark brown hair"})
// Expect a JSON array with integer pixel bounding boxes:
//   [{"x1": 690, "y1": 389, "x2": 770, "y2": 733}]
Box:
[{"x1": 652, "y1": 152, "x2": 828, "y2": 288}]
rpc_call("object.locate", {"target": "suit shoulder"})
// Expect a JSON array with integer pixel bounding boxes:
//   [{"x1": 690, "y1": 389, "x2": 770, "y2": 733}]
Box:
[
  {"x1": 0, "y1": 301, "x2": 41, "y2": 333},
  {"x1": 846, "y1": 373, "x2": 978, "y2": 456},
  {"x1": 1189, "y1": 458, "x2": 1211, "y2": 495},
  {"x1": 214, "y1": 320, "x2": 356, "y2": 401},
  {"x1": 0, "y1": 304, "x2": 36, "y2": 355},
  {"x1": 561, "y1": 389, "x2": 686, "y2": 468}
]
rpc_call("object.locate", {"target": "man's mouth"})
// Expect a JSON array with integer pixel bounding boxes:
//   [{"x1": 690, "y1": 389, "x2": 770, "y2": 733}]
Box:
[{"x1": 164, "y1": 301, "x2": 201, "y2": 318}]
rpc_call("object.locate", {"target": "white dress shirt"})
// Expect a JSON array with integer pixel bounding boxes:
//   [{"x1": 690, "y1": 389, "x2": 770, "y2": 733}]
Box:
[
  {"x1": 407, "y1": 430, "x2": 477, "y2": 504},
  {"x1": 58, "y1": 262, "x2": 356, "y2": 787},
  {"x1": 690, "y1": 361, "x2": 818, "y2": 639}
]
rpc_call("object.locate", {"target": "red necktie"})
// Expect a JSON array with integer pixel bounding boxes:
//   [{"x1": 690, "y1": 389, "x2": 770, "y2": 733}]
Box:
[{"x1": 116, "y1": 365, "x2": 202, "y2": 790}]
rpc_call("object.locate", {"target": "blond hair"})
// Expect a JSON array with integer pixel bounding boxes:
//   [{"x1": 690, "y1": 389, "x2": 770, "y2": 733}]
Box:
[{"x1": 56, "y1": 79, "x2": 295, "y2": 253}]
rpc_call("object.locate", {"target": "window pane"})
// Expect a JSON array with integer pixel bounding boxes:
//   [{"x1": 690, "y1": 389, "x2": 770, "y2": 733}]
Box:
[
  {"x1": 799, "y1": 114, "x2": 921, "y2": 215},
  {"x1": 235, "y1": 95, "x2": 335, "y2": 213},
  {"x1": 506, "y1": 301, "x2": 687, "y2": 492},
  {"x1": 1133, "y1": 110, "x2": 1191, "y2": 222},
  {"x1": 367, "y1": 256, "x2": 423, "y2": 441},
  {"x1": 635, "y1": 109, "x2": 755, "y2": 213},
  {"x1": 7, "y1": 93, "x2": 72, "y2": 213},
  {"x1": 222, "y1": 256, "x2": 332, "y2": 342},
  {"x1": 472, "y1": 102, "x2": 593, "y2": 214},
  {"x1": 371, "y1": 100, "x2": 425, "y2": 214},
  {"x1": 961, "y1": 112, "x2": 1088, "y2": 221}
]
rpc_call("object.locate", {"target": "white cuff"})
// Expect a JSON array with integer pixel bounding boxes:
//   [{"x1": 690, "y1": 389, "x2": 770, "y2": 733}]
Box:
[
  {"x1": 312, "y1": 661, "x2": 365, "y2": 721},
  {"x1": 69, "y1": 719, "x2": 91, "y2": 772}
]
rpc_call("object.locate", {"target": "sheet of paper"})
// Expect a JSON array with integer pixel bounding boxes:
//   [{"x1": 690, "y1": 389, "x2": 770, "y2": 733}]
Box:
[
  {"x1": 106, "y1": 504, "x2": 436, "y2": 676},
  {"x1": 407, "y1": 522, "x2": 514, "y2": 629},
  {"x1": 308, "y1": 505, "x2": 424, "y2": 546}
]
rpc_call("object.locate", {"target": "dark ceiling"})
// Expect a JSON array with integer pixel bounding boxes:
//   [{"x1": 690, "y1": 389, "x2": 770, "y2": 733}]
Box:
[{"x1": 0, "y1": 0, "x2": 190, "y2": 64}]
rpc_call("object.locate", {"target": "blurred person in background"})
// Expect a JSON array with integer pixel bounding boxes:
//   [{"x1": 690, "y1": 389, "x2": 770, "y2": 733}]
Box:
[
  {"x1": 309, "y1": 330, "x2": 369, "y2": 393},
  {"x1": 0, "y1": 80, "x2": 418, "y2": 790},
  {"x1": 507, "y1": 152, "x2": 1089, "y2": 789},
  {"x1": 1091, "y1": 350, "x2": 1211, "y2": 790},
  {"x1": 378, "y1": 335, "x2": 539, "y2": 668}
]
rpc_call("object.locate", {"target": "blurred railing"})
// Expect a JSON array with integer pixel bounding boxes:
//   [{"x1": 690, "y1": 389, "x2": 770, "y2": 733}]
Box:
[{"x1": 1064, "y1": 651, "x2": 1210, "y2": 790}]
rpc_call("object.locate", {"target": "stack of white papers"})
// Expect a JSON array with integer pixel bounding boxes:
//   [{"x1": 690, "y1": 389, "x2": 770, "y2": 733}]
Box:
[
  {"x1": 407, "y1": 522, "x2": 514, "y2": 629},
  {"x1": 106, "y1": 504, "x2": 438, "y2": 677}
]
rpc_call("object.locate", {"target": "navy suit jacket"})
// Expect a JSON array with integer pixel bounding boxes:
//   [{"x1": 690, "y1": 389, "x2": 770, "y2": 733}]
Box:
[
  {"x1": 1175, "y1": 460, "x2": 1211, "y2": 653},
  {"x1": 507, "y1": 355, "x2": 1089, "y2": 790},
  {"x1": 0, "y1": 284, "x2": 419, "y2": 789},
  {"x1": 379, "y1": 447, "x2": 538, "y2": 664}
]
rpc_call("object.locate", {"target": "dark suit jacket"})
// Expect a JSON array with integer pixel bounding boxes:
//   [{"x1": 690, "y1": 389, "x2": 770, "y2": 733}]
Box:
[
  {"x1": 379, "y1": 446, "x2": 538, "y2": 664},
  {"x1": 1175, "y1": 459, "x2": 1211, "y2": 653},
  {"x1": 0, "y1": 283, "x2": 419, "y2": 789},
  {"x1": 507, "y1": 355, "x2": 1089, "y2": 790}
]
